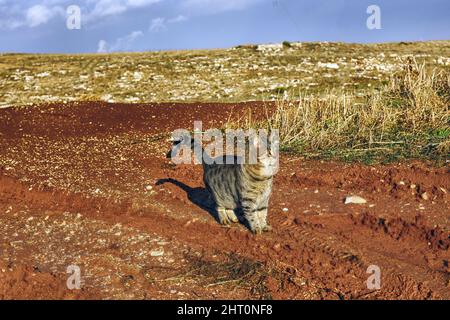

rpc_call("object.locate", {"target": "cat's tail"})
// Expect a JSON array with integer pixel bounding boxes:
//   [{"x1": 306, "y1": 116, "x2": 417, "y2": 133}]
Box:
[{"x1": 166, "y1": 134, "x2": 212, "y2": 166}]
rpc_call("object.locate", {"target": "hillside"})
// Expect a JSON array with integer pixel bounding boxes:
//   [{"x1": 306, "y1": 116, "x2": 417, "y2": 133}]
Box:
[{"x1": 1, "y1": 41, "x2": 450, "y2": 108}]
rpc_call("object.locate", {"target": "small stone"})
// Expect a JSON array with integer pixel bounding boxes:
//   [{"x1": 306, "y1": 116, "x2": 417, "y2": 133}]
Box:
[
  {"x1": 344, "y1": 195, "x2": 367, "y2": 204},
  {"x1": 145, "y1": 185, "x2": 153, "y2": 191},
  {"x1": 421, "y1": 192, "x2": 429, "y2": 200},
  {"x1": 150, "y1": 249, "x2": 164, "y2": 257},
  {"x1": 410, "y1": 184, "x2": 416, "y2": 189},
  {"x1": 282, "y1": 207, "x2": 289, "y2": 212}
]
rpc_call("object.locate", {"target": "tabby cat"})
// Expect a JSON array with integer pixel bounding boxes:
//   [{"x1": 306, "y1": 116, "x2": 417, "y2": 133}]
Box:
[{"x1": 169, "y1": 132, "x2": 278, "y2": 234}]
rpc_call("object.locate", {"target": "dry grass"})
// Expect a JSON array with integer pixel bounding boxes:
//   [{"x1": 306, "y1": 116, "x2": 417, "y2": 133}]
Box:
[
  {"x1": 157, "y1": 253, "x2": 274, "y2": 299},
  {"x1": 229, "y1": 60, "x2": 450, "y2": 163}
]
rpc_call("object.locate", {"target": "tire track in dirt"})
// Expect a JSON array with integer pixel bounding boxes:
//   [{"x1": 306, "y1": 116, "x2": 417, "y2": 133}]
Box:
[
  {"x1": 279, "y1": 214, "x2": 449, "y2": 299},
  {"x1": 1, "y1": 173, "x2": 448, "y2": 299}
]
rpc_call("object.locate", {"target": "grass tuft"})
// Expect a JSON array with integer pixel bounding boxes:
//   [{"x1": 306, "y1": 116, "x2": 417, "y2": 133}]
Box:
[{"x1": 228, "y1": 59, "x2": 450, "y2": 163}]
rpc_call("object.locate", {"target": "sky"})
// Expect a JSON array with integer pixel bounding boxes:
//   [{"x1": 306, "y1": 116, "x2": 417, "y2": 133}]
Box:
[{"x1": 0, "y1": 0, "x2": 449, "y2": 53}]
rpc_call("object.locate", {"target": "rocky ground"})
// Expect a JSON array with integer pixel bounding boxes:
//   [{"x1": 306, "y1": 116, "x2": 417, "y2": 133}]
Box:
[
  {"x1": 0, "y1": 102, "x2": 448, "y2": 299},
  {"x1": 1, "y1": 41, "x2": 450, "y2": 108}
]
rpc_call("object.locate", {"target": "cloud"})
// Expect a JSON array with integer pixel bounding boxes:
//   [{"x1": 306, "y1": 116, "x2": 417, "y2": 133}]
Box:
[
  {"x1": 0, "y1": 0, "x2": 163, "y2": 30},
  {"x1": 87, "y1": 0, "x2": 162, "y2": 20},
  {"x1": 97, "y1": 30, "x2": 143, "y2": 52},
  {"x1": 0, "y1": 1, "x2": 65, "y2": 29},
  {"x1": 149, "y1": 14, "x2": 188, "y2": 33},
  {"x1": 149, "y1": 17, "x2": 166, "y2": 32},
  {"x1": 91, "y1": 2, "x2": 127, "y2": 18},
  {"x1": 127, "y1": 0, "x2": 160, "y2": 6},
  {"x1": 168, "y1": 14, "x2": 188, "y2": 23},
  {"x1": 26, "y1": 4, "x2": 63, "y2": 27},
  {"x1": 97, "y1": 39, "x2": 109, "y2": 53}
]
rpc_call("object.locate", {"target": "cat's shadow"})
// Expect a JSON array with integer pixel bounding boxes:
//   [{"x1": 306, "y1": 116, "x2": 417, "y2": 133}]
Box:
[{"x1": 156, "y1": 178, "x2": 221, "y2": 223}]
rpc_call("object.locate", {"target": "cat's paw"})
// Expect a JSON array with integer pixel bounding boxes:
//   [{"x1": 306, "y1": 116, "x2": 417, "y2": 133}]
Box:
[
  {"x1": 251, "y1": 226, "x2": 263, "y2": 235},
  {"x1": 226, "y1": 209, "x2": 239, "y2": 223},
  {"x1": 246, "y1": 219, "x2": 272, "y2": 234},
  {"x1": 217, "y1": 208, "x2": 232, "y2": 225},
  {"x1": 247, "y1": 220, "x2": 263, "y2": 234},
  {"x1": 250, "y1": 224, "x2": 272, "y2": 234}
]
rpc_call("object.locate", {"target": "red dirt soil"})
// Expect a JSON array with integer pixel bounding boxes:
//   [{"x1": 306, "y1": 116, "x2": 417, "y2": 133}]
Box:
[{"x1": 0, "y1": 102, "x2": 448, "y2": 300}]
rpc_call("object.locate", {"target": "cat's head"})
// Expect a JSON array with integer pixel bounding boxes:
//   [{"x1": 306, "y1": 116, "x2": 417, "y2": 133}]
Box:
[{"x1": 250, "y1": 130, "x2": 279, "y2": 176}]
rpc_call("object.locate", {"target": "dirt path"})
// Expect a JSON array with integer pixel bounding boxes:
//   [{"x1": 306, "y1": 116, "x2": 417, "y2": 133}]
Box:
[{"x1": 0, "y1": 102, "x2": 448, "y2": 299}]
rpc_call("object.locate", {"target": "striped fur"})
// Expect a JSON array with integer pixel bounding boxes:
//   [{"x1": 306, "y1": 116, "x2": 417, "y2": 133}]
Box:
[{"x1": 170, "y1": 134, "x2": 278, "y2": 234}]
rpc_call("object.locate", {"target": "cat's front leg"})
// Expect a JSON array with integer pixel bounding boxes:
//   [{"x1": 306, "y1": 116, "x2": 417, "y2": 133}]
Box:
[
  {"x1": 244, "y1": 209, "x2": 273, "y2": 234},
  {"x1": 244, "y1": 209, "x2": 262, "y2": 234},
  {"x1": 244, "y1": 208, "x2": 272, "y2": 234},
  {"x1": 256, "y1": 208, "x2": 272, "y2": 232}
]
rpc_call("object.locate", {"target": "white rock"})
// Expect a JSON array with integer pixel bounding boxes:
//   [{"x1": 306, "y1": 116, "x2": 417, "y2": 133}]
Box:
[
  {"x1": 37, "y1": 72, "x2": 50, "y2": 78},
  {"x1": 133, "y1": 71, "x2": 143, "y2": 81},
  {"x1": 150, "y1": 249, "x2": 164, "y2": 257},
  {"x1": 344, "y1": 195, "x2": 367, "y2": 204},
  {"x1": 256, "y1": 43, "x2": 283, "y2": 52},
  {"x1": 318, "y1": 62, "x2": 339, "y2": 69}
]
